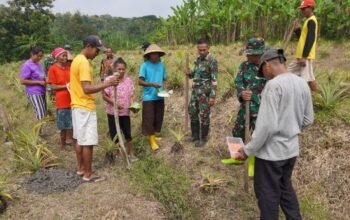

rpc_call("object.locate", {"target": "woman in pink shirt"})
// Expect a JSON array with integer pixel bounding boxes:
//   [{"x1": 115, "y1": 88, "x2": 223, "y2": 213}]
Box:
[{"x1": 103, "y1": 58, "x2": 138, "y2": 162}]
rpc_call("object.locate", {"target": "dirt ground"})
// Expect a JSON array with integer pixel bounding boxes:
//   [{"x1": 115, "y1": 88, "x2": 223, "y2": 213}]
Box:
[{"x1": 0, "y1": 42, "x2": 349, "y2": 219}]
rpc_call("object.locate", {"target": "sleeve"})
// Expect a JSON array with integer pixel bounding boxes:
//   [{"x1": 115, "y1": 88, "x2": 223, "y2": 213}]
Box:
[
  {"x1": 209, "y1": 59, "x2": 218, "y2": 98},
  {"x1": 79, "y1": 60, "x2": 92, "y2": 82},
  {"x1": 20, "y1": 63, "x2": 31, "y2": 79},
  {"x1": 302, "y1": 20, "x2": 316, "y2": 58},
  {"x1": 47, "y1": 66, "x2": 56, "y2": 84},
  {"x1": 235, "y1": 65, "x2": 245, "y2": 103},
  {"x1": 243, "y1": 85, "x2": 280, "y2": 156},
  {"x1": 139, "y1": 63, "x2": 146, "y2": 79},
  {"x1": 302, "y1": 87, "x2": 314, "y2": 128}
]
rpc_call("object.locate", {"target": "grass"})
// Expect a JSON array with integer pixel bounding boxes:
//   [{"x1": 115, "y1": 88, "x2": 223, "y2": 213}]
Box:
[{"x1": 129, "y1": 156, "x2": 193, "y2": 219}]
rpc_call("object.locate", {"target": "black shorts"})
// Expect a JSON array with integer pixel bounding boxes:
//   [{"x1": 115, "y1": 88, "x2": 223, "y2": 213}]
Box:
[{"x1": 107, "y1": 114, "x2": 132, "y2": 141}]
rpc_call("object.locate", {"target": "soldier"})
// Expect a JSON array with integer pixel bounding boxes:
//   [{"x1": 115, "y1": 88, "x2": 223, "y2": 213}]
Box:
[
  {"x1": 232, "y1": 38, "x2": 266, "y2": 141},
  {"x1": 185, "y1": 37, "x2": 218, "y2": 147},
  {"x1": 99, "y1": 47, "x2": 116, "y2": 82}
]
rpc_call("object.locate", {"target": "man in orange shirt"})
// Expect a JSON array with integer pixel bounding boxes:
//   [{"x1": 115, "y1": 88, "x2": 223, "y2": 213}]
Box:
[
  {"x1": 47, "y1": 47, "x2": 72, "y2": 151},
  {"x1": 70, "y1": 35, "x2": 119, "y2": 182}
]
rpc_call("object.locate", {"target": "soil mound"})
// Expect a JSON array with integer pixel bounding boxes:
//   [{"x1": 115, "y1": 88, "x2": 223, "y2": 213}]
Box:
[{"x1": 25, "y1": 168, "x2": 82, "y2": 194}]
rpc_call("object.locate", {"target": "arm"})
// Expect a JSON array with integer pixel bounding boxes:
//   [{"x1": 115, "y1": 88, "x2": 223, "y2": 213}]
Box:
[
  {"x1": 20, "y1": 78, "x2": 46, "y2": 86},
  {"x1": 50, "y1": 84, "x2": 67, "y2": 91},
  {"x1": 235, "y1": 67, "x2": 245, "y2": 103},
  {"x1": 102, "y1": 91, "x2": 114, "y2": 105},
  {"x1": 209, "y1": 59, "x2": 218, "y2": 99},
  {"x1": 302, "y1": 89, "x2": 314, "y2": 128},
  {"x1": 302, "y1": 20, "x2": 316, "y2": 58},
  {"x1": 243, "y1": 86, "x2": 280, "y2": 156},
  {"x1": 138, "y1": 77, "x2": 161, "y2": 88}
]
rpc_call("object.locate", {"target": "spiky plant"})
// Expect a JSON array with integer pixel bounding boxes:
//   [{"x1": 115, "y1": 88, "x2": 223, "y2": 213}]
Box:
[
  {"x1": 0, "y1": 174, "x2": 12, "y2": 213},
  {"x1": 8, "y1": 119, "x2": 58, "y2": 173},
  {"x1": 316, "y1": 78, "x2": 349, "y2": 111},
  {"x1": 101, "y1": 136, "x2": 119, "y2": 165},
  {"x1": 170, "y1": 128, "x2": 186, "y2": 154}
]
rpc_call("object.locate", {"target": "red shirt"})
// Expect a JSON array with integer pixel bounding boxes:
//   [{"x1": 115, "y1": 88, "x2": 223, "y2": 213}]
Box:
[{"x1": 47, "y1": 63, "x2": 71, "y2": 109}]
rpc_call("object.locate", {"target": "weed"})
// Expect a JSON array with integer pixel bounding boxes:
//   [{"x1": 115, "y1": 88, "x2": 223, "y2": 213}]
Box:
[
  {"x1": 167, "y1": 70, "x2": 184, "y2": 90},
  {"x1": 0, "y1": 174, "x2": 12, "y2": 213},
  {"x1": 129, "y1": 156, "x2": 193, "y2": 219}
]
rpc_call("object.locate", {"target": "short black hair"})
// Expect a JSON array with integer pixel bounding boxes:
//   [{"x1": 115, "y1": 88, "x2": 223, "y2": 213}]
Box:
[
  {"x1": 113, "y1": 57, "x2": 127, "y2": 68},
  {"x1": 30, "y1": 46, "x2": 44, "y2": 55},
  {"x1": 197, "y1": 37, "x2": 210, "y2": 45}
]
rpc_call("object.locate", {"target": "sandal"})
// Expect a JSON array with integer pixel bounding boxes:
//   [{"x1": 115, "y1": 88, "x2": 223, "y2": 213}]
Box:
[
  {"x1": 76, "y1": 171, "x2": 84, "y2": 176},
  {"x1": 82, "y1": 175, "x2": 106, "y2": 183}
]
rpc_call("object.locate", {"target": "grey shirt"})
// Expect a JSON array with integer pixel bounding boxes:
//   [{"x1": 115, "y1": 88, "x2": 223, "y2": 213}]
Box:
[{"x1": 244, "y1": 73, "x2": 314, "y2": 161}]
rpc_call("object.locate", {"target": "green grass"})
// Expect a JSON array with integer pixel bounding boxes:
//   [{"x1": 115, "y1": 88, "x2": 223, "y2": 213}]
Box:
[
  {"x1": 129, "y1": 156, "x2": 193, "y2": 219},
  {"x1": 300, "y1": 197, "x2": 330, "y2": 220}
]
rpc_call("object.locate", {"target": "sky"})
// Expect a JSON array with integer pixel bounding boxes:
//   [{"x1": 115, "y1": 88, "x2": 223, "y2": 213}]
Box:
[{"x1": 0, "y1": 0, "x2": 184, "y2": 18}]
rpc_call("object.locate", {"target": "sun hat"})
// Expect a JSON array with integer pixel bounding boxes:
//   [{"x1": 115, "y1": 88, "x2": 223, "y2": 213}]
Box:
[
  {"x1": 245, "y1": 37, "x2": 266, "y2": 55},
  {"x1": 298, "y1": 0, "x2": 315, "y2": 9},
  {"x1": 83, "y1": 35, "x2": 107, "y2": 52},
  {"x1": 143, "y1": 44, "x2": 166, "y2": 58},
  {"x1": 258, "y1": 48, "x2": 287, "y2": 77},
  {"x1": 51, "y1": 47, "x2": 67, "y2": 59}
]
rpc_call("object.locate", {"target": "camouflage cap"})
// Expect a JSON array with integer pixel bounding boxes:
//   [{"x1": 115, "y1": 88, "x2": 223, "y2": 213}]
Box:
[{"x1": 245, "y1": 37, "x2": 265, "y2": 55}]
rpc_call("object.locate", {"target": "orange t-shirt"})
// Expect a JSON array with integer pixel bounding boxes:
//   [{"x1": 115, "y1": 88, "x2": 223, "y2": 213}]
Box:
[{"x1": 47, "y1": 63, "x2": 71, "y2": 109}]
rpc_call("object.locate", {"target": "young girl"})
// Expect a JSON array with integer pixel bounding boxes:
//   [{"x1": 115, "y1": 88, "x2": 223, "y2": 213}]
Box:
[
  {"x1": 138, "y1": 44, "x2": 167, "y2": 151},
  {"x1": 47, "y1": 47, "x2": 73, "y2": 151},
  {"x1": 103, "y1": 58, "x2": 138, "y2": 162},
  {"x1": 20, "y1": 46, "x2": 48, "y2": 121}
]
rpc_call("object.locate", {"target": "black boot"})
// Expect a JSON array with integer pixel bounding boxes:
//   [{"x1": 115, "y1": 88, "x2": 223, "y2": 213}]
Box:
[
  {"x1": 187, "y1": 121, "x2": 199, "y2": 142},
  {"x1": 195, "y1": 124, "x2": 209, "y2": 147}
]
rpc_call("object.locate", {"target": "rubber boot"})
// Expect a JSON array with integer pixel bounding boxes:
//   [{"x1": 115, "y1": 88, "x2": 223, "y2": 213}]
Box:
[
  {"x1": 195, "y1": 124, "x2": 209, "y2": 147},
  {"x1": 149, "y1": 135, "x2": 159, "y2": 151}
]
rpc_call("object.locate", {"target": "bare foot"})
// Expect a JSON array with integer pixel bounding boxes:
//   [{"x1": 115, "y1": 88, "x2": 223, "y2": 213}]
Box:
[{"x1": 60, "y1": 146, "x2": 67, "y2": 152}]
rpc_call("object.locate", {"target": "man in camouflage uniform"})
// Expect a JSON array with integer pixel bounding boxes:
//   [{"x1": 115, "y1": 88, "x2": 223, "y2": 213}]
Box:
[
  {"x1": 100, "y1": 47, "x2": 116, "y2": 82},
  {"x1": 185, "y1": 38, "x2": 218, "y2": 147},
  {"x1": 232, "y1": 38, "x2": 266, "y2": 141}
]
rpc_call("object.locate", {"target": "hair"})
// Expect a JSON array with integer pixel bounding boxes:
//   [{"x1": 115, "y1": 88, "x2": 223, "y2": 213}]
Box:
[
  {"x1": 141, "y1": 42, "x2": 151, "y2": 51},
  {"x1": 113, "y1": 57, "x2": 127, "y2": 68},
  {"x1": 30, "y1": 46, "x2": 44, "y2": 55},
  {"x1": 197, "y1": 37, "x2": 210, "y2": 45},
  {"x1": 268, "y1": 57, "x2": 286, "y2": 66}
]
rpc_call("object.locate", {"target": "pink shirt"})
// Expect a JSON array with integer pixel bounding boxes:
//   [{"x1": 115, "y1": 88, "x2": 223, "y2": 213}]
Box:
[{"x1": 104, "y1": 76, "x2": 134, "y2": 116}]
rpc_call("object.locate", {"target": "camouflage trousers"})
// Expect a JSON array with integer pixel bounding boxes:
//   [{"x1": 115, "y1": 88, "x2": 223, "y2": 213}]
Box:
[
  {"x1": 232, "y1": 106, "x2": 258, "y2": 142},
  {"x1": 188, "y1": 88, "x2": 211, "y2": 126}
]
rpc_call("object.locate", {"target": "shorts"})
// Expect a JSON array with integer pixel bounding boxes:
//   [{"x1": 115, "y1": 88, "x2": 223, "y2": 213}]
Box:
[
  {"x1": 56, "y1": 108, "x2": 72, "y2": 130},
  {"x1": 142, "y1": 100, "x2": 164, "y2": 135},
  {"x1": 288, "y1": 59, "x2": 315, "y2": 82},
  {"x1": 107, "y1": 114, "x2": 132, "y2": 141},
  {"x1": 72, "y1": 108, "x2": 98, "y2": 146}
]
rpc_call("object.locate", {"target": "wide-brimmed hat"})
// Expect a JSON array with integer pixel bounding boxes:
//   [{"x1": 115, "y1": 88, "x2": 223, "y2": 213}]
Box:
[
  {"x1": 258, "y1": 48, "x2": 287, "y2": 77},
  {"x1": 143, "y1": 44, "x2": 165, "y2": 57},
  {"x1": 245, "y1": 37, "x2": 265, "y2": 55}
]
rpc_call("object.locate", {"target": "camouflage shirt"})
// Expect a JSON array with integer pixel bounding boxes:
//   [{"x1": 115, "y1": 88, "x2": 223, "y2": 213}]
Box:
[
  {"x1": 235, "y1": 61, "x2": 266, "y2": 113},
  {"x1": 189, "y1": 53, "x2": 218, "y2": 98},
  {"x1": 44, "y1": 55, "x2": 55, "y2": 77}
]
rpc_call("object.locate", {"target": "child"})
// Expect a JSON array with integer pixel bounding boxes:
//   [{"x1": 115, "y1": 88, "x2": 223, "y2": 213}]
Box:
[
  {"x1": 138, "y1": 44, "x2": 167, "y2": 151},
  {"x1": 103, "y1": 58, "x2": 138, "y2": 162},
  {"x1": 47, "y1": 47, "x2": 73, "y2": 151}
]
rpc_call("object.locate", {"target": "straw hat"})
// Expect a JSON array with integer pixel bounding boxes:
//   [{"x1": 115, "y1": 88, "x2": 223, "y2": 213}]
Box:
[{"x1": 143, "y1": 44, "x2": 165, "y2": 57}]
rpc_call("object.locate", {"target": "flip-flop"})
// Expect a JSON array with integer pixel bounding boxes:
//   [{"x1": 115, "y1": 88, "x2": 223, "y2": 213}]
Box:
[
  {"x1": 82, "y1": 176, "x2": 106, "y2": 183},
  {"x1": 221, "y1": 158, "x2": 244, "y2": 165},
  {"x1": 76, "y1": 171, "x2": 84, "y2": 176}
]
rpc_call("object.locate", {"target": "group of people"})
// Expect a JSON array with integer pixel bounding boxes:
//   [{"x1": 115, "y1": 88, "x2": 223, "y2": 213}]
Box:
[{"x1": 19, "y1": 0, "x2": 317, "y2": 218}]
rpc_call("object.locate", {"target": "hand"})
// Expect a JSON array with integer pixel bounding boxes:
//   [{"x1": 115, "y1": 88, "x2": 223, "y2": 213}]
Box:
[
  {"x1": 208, "y1": 98, "x2": 215, "y2": 107},
  {"x1": 237, "y1": 146, "x2": 248, "y2": 161},
  {"x1": 297, "y1": 58, "x2": 306, "y2": 67},
  {"x1": 118, "y1": 105, "x2": 123, "y2": 110},
  {"x1": 107, "y1": 76, "x2": 120, "y2": 87},
  {"x1": 184, "y1": 67, "x2": 191, "y2": 75},
  {"x1": 152, "y1": 83, "x2": 161, "y2": 89},
  {"x1": 39, "y1": 81, "x2": 46, "y2": 86},
  {"x1": 242, "y1": 90, "x2": 252, "y2": 101}
]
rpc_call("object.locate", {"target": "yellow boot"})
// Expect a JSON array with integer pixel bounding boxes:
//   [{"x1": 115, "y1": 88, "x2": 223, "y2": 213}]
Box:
[{"x1": 149, "y1": 135, "x2": 159, "y2": 151}]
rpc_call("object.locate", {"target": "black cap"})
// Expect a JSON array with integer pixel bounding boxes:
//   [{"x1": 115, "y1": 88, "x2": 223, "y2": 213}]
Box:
[
  {"x1": 258, "y1": 48, "x2": 287, "y2": 77},
  {"x1": 83, "y1": 35, "x2": 107, "y2": 52}
]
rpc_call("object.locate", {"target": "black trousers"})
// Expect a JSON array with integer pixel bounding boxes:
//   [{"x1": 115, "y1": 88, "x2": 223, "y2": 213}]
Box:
[
  {"x1": 107, "y1": 114, "x2": 132, "y2": 141},
  {"x1": 142, "y1": 100, "x2": 164, "y2": 136},
  {"x1": 254, "y1": 157, "x2": 302, "y2": 220}
]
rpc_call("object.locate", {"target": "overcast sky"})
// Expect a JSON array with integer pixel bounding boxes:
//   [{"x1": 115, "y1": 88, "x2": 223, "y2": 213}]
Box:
[{"x1": 0, "y1": 0, "x2": 184, "y2": 17}]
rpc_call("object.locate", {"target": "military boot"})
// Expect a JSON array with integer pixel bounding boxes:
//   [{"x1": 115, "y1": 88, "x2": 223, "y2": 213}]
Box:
[
  {"x1": 186, "y1": 121, "x2": 199, "y2": 142},
  {"x1": 195, "y1": 124, "x2": 209, "y2": 147}
]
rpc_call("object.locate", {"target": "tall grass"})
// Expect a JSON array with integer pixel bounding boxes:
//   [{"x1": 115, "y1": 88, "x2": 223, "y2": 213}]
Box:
[{"x1": 315, "y1": 78, "x2": 349, "y2": 111}]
